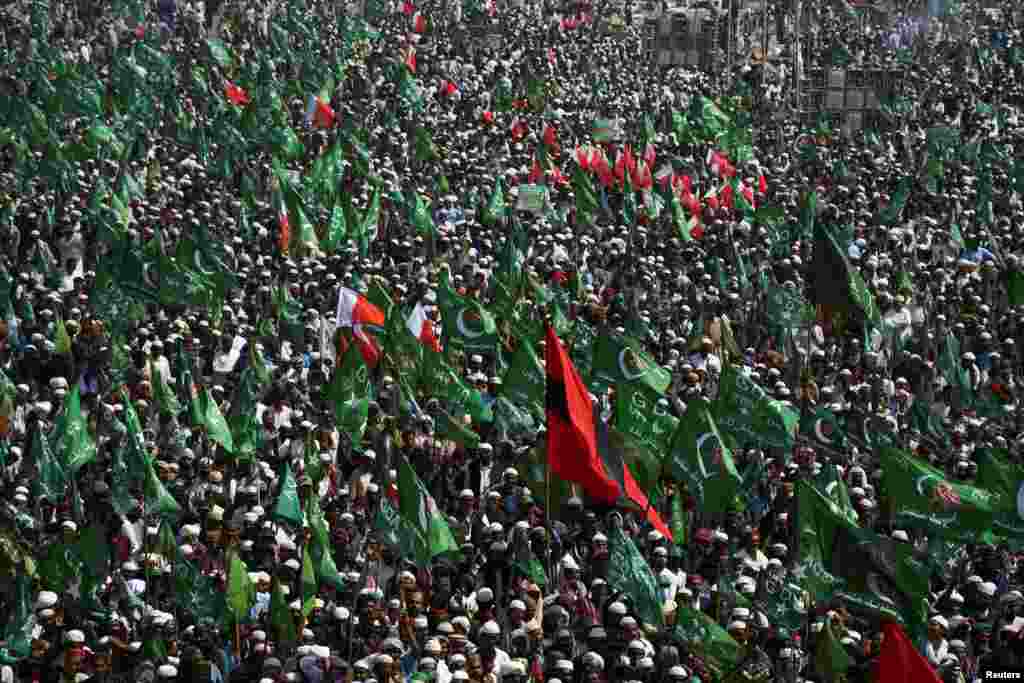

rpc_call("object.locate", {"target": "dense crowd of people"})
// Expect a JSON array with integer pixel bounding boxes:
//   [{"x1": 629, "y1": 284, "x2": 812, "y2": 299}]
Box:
[{"x1": 1, "y1": 0, "x2": 1024, "y2": 681}]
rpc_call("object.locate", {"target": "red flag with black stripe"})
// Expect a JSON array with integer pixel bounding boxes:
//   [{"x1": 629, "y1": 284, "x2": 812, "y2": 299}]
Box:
[{"x1": 545, "y1": 326, "x2": 620, "y2": 503}]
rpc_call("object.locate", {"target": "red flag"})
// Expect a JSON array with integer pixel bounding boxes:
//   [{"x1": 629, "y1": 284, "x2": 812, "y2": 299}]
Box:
[
  {"x1": 545, "y1": 326, "x2": 620, "y2": 503},
  {"x1": 336, "y1": 287, "x2": 386, "y2": 328},
  {"x1": 575, "y1": 146, "x2": 591, "y2": 171},
  {"x1": 313, "y1": 97, "x2": 336, "y2": 129},
  {"x1": 277, "y1": 203, "x2": 291, "y2": 254},
  {"x1": 878, "y1": 623, "x2": 942, "y2": 683},
  {"x1": 402, "y1": 0, "x2": 415, "y2": 14},
  {"x1": 741, "y1": 182, "x2": 756, "y2": 209},
  {"x1": 224, "y1": 82, "x2": 250, "y2": 106},
  {"x1": 632, "y1": 161, "x2": 652, "y2": 190},
  {"x1": 543, "y1": 124, "x2": 557, "y2": 148},
  {"x1": 547, "y1": 48, "x2": 557, "y2": 66},
  {"x1": 623, "y1": 144, "x2": 636, "y2": 176},
  {"x1": 721, "y1": 183, "x2": 734, "y2": 209},
  {"x1": 690, "y1": 221, "x2": 705, "y2": 240},
  {"x1": 622, "y1": 466, "x2": 673, "y2": 540},
  {"x1": 481, "y1": 110, "x2": 495, "y2": 125},
  {"x1": 440, "y1": 80, "x2": 458, "y2": 96},
  {"x1": 413, "y1": 12, "x2": 426, "y2": 32},
  {"x1": 758, "y1": 173, "x2": 768, "y2": 195},
  {"x1": 549, "y1": 167, "x2": 567, "y2": 186},
  {"x1": 353, "y1": 326, "x2": 381, "y2": 368},
  {"x1": 404, "y1": 49, "x2": 417, "y2": 73},
  {"x1": 134, "y1": 24, "x2": 146, "y2": 39}
]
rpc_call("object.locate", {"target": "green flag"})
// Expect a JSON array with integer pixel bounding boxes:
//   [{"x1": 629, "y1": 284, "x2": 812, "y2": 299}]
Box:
[
  {"x1": 668, "y1": 402, "x2": 740, "y2": 515},
  {"x1": 411, "y1": 193, "x2": 435, "y2": 235},
  {"x1": 880, "y1": 447, "x2": 996, "y2": 541},
  {"x1": 796, "y1": 482, "x2": 928, "y2": 630},
  {"x1": 269, "y1": 575, "x2": 297, "y2": 644},
  {"x1": 809, "y1": 223, "x2": 880, "y2": 324},
  {"x1": 273, "y1": 463, "x2": 304, "y2": 526},
  {"x1": 714, "y1": 363, "x2": 798, "y2": 450},
  {"x1": 877, "y1": 177, "x2": 911, "y2": 224},
  {"x1": 151, "y1": 365, "x2": 182, "y2": 417},
  {"x1": 483, "y1": 177, "x2": 506, "y2": 226},
  {"x1": 226, "y1": 548, "x2": 255, "y2": 624},
  {"x1": 55, "y1": 383, "x2": 97, "y2": 474},
  {"x1": 614, "y1": 382, "x2": 678, "y2": 455},
  {"x1": 438, "y1": 271, "x2": 498, "y2": 352},
  {"x1": 32, "y1": 428, "x2": 66, "y2": 502},
  {"x1": 975, "y1": 448, "x2": 1024, "y2": 539},
  {"x1": 502, "y1": 338, "x2": 546, "y2": 410},
  {"x1": 814, "y1": 616, "x2": 852, "y2": 683},
  {"x1": 674, "y1": 604, "x2": 742, "y2": 679},
  {"x1": 198, "y1": 388, "x2": 234, "y2": 453},
  {"x1": 398, "y1": 455, "x2": 459, "y2": 566},
  {"x1": 591, "y1": 332, "x2": 672, "y2": 395},
  {"x1": 607, "y1": 523, "x2": 663, "y2": 628}
]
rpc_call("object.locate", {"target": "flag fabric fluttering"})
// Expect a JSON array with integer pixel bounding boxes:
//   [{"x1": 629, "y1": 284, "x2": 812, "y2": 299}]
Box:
[
  {"x1": 336, "y1": 286, "x2": 386, "y2": 329},
  {"x1": 406, "y1": 303, "x2": 441, "y2": 352},
  {"x1": 545, "y1": 325, "x2": 621, "y2": 503}
]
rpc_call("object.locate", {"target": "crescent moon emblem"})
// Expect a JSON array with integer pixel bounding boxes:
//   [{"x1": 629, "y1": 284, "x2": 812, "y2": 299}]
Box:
[
  {"x1": 695, "y1": 432, "x2": 716, "y2": 478},
  {"x1": 194, "y1": 248, "x2": 214, "y2": 276},
  {"x1": 456, "y1": 308, "x2": 485, "y2": 339},
  {"x1": 915, "y1": 474, "x2": 940, "y2": 498},
  {"x1": 813, "y1": 419, "x2": 833, "y2": 445},
  {"x1": 618, "y1": 348, "x2": 648, "y2": 381}
]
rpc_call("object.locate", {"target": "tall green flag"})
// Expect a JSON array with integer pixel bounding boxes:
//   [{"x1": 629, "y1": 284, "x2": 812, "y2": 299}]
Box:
[
  {"x1": 591, "y1": 333, "x2": 672, "y2": 395},
  {"x1": 197, "y1": 388, "x2": 234, "y2": 453},
  {"x1": 398, "y1": 455, "x2": 459, "y2": 566},
  {"x1": 301, "y1": 546, "x2": 318, "y2": 616},
  {"x1": 55, "y1": 383, "x2": 97, "y2": 474},
  {"x1": 32, "y1": 428, "x2": 66, "y2": 502},
  {"x1": 483, "y1": 177, "x2": 506, "y2": 226},
  {"x1": 226, "y1": 548, "x2": 255, "y2": 625},
  {"x1": 145, "y1": 464, "x2": 182, "y2": 519},
  {"x1": 667, "y1": 402, "x2": 741, "y2": 515},
  {"x1": 151, "y1": 365, "x2": 182, "y2": 417},
  {"x1": 273, "y1": 463, "x2": 304, "y2": 526},
  {"x1": 269, "y1": 575, "x2": 297, "y2": 644},
  {"x1": 357, "y1": 186, "x2": 380, "y2": 257},
  {"x1": 880, "y1": 447, "x2": 996, "y2": 541},
  {"x1": 877, "y1": 177, "x2": 911, "y2": 224},
  {"x1": 411, "y1": 193, "x2": 435, "y2": 235},
  {"x1": 607, "y1": 523, "x2": 663, "y2": 628},
  {"x1": 714, "y1": 363, "x2": 798, "y2": 450}
]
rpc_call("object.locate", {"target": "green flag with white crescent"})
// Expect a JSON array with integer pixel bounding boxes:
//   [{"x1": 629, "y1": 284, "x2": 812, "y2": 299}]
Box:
[
  {"x1": 591, "y1": 332, "x2": 672, "y2": 396},
  {"x1": 880, "y1": 447, "x2": 996, "y2": 542},
  {"x1": 437, "y1": 271, "x2": 498, "y2": 352},
  {"x1": 667, "y1": 402, "x2": 741, "y2": 515}
]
